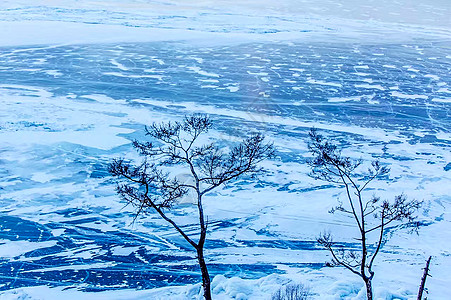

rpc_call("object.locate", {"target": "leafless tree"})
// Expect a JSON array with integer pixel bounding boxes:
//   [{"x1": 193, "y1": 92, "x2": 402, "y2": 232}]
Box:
[
  {"x1": 109, "y1": 114, "x2": 274, "y2": 300},
  {"x1": 308, "y1": 128, "x2": 421, "y2": 300},
  {"x1": 272, "y1": 283, "x2": 311, "y2": 300}
]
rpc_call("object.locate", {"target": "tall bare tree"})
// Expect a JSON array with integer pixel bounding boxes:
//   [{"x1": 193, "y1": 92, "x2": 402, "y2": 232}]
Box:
[
  {"x1": 307, "y1": 128, "x2": 421, "y2": 300},
  {"x1": 109, "y1": 114, "x2": 274, "y2": 300}
]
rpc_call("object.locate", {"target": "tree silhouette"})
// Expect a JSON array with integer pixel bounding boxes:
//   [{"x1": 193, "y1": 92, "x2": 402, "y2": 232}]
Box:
[
  {"x1": 308, "y1": 128, "x2": 421, "y2": 300},
  {"x1": 109, "y1": 114, "x2": 274, "y2": 300}
]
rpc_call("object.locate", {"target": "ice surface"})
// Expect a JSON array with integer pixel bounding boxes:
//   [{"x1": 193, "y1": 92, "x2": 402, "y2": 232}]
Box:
[{"x1": 0, "y1": 0, "x2": 450, "y2": 299}]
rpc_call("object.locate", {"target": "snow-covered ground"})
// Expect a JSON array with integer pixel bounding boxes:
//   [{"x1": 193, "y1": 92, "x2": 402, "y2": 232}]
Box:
[{"x1": 0, "y1": 1, "x2": 450, "y2": 299}]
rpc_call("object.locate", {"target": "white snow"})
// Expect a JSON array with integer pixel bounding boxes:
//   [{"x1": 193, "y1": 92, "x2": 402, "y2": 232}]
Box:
[
  {"x1": 391, "y1": 91, "x2": 429, "y2": 99},
  {"x1": 354, "y1": 84, "x2": 385, "y2": 90},
  {"x1": 0, "y1": 240, "x2": 57, "y2": 258},
  {"x1": 328, "y1": 96, "x2": 362, "y2": 103},
  {"x1": 188, "y1": 67, "x2": 220, "y2": 78},
  {"x1": 226, "y1": 86, "x2": 240, "y2": 92},
  {"x1": 424, "y1": 74, "x2": 440, "y2": 80},
  {"x1": 110, "y1": 59, "x2": 130, "y2": 71},
  {"x1": 432, "y1": 98, "x2": 451, "y2": 103}
]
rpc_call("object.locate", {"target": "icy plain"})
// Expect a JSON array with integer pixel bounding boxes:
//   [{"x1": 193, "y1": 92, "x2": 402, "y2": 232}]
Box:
[{"x1": 0, "y1": 0, "x2": 450, "y2": 299}]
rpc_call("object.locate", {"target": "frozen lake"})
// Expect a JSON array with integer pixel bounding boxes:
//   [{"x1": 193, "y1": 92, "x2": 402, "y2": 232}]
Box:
[{"x1": 1, "y1": 40, "x2": 450, "y2": 294}]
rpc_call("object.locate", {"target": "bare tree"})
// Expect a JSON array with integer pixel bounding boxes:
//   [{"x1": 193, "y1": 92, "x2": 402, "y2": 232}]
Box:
[
  {"x1": 307, "y1": 128, "x2": 421, "y2": 300},
  {"x1": 109, "y1": 114, "x2": 274, "y2": 300},
  {"x1": 272, "y1": 283, "x2": 311, "y2": 300}
]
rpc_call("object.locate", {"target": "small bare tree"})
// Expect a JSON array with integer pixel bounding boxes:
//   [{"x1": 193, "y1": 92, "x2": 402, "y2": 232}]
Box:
[
  {"x1": 272, "y1": 283, "x2": 311, "y2": 300},
  {"x1": 307, "y1": 128, "x2": 421, "y2": 300},
  {"x1": 109, "y1": 114, "x2": 274, "y2": 300}
]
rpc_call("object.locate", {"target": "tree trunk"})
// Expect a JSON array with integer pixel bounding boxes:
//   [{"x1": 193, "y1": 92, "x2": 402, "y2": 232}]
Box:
[
  {"x1": 197, "y1": 247, "x2": 212, "y2": 300},
  {"x1": 417, "y1": 256, "x2": 432, "y2": 300},
  {"x1": 364, "y1": 278, "x2": 373, "y2": 300}
]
